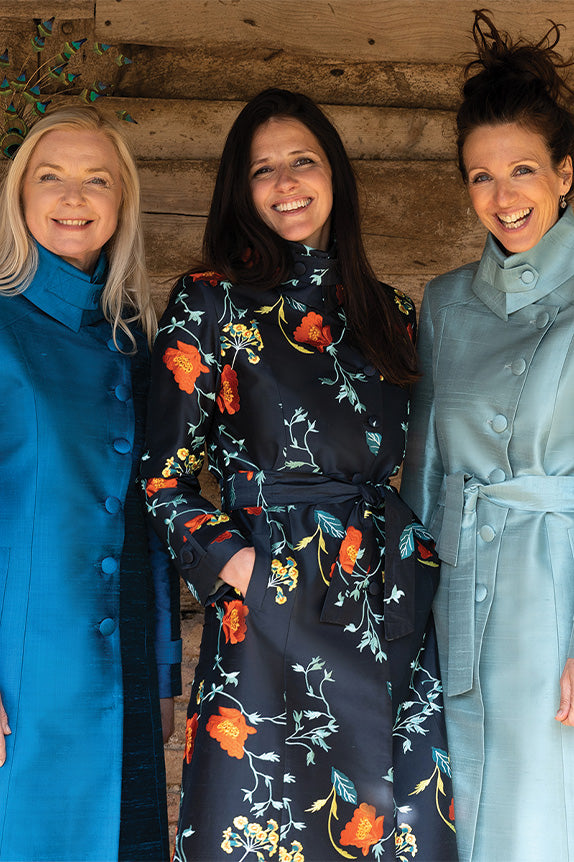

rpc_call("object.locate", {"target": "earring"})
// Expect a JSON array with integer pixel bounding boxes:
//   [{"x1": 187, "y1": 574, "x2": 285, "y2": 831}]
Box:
[{"x1": 560, "y1": 194, "x2": 568, "y2": 210}]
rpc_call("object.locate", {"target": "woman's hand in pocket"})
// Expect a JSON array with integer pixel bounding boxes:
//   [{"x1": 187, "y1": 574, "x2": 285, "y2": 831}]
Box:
[{"x1": 219, "y1": 547, "x2": 256, "y2": 597}]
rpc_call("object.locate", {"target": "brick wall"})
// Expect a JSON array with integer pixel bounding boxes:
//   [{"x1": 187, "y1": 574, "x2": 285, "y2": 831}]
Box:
[{"x1": 163, "y1": 605, "x2": 204, "y2": 846}]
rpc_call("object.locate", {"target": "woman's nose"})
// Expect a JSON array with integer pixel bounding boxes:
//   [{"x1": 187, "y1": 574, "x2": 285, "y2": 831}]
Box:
[
  {"x1": 61, "y1": 180, "x2": 86, "y2": 205},
  {"x1": 494, "y1": 178, "x2": 517, "y2": 206},
  {"x1": 275, "y1": 164, "x2": 297, "y2": 190}
]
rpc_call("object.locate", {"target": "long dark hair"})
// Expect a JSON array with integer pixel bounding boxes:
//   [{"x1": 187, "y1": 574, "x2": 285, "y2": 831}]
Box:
[
  {"x1": 457, "y1": 9, "x2": 574, "y2": 183},
  {"x1": 200, "y1": 87, "x2": 417, "y2": 386}
]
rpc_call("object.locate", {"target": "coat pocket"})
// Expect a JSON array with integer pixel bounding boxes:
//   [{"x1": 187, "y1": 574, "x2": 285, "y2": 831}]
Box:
[
  {"x1": 0, "y1": 547, "x2": 10, "y2": 625},
  {"x1": 243, "y1": 528, "x2": 271, "y2": 612}
]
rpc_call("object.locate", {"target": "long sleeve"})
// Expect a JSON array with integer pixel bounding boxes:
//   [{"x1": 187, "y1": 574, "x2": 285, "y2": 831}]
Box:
[
  {"x1": 141, "y1": 275, "x2": 251, "y2": 605},
  {"x1": 148, "y1": 529, "x2": 182, "y2": 697},
  {"x1": 401, "y1": 284, "x2": 445, "y2": 533}
]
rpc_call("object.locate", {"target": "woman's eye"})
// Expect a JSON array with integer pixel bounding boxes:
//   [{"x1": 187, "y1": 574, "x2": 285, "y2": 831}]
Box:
[
  {"x1": 39, "y1": 173, "x2": 58, "y2": 182},
  {"x1": 470, "y1": 173, "x2": 491, "y2": 184},
  {"x1": 293, "y1": 157, "x2": 314, "y2": 167},
  {"x1": 515, "y1": 165, "x2": 533, "y2": 176},
  {"x1": 88, "y1": 176, "x2": 109, "y2": 187},
  {"x1": 252, "y1": 166, "x2": 271, "y2": 178}
]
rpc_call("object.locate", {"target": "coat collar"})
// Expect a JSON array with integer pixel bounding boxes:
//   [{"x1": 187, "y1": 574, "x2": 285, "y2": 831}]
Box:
[
  {"x1": 280, "y1": 243, "x2": 341, "y2": 311},
  {"x1": 23, "y1": 243, "x2": 107, "y2": 331},
  {"x1": 471, "y1": 206, "x2": 574, "y2": 319}
]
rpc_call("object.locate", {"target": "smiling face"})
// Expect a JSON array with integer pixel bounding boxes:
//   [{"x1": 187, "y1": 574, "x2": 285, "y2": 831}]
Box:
[
  {"x1": 22, "y1": 128, "x2": 123, "y2": 273},
  {"x1": 463, "y1": 122, "x2": 573, "y2": 254},
  {"x1": 249, "y1": 117, "x2": 333, "y2": 251}
]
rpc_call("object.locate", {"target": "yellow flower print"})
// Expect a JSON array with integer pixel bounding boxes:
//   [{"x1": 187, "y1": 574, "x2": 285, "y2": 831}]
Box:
[
  {"x1": 395, "y1": 822, "x2": 418, "y2": 859},
  {"x1": 220, "y1": 320, "x2": 263, "y2": 365},
  {"x1": 269, "y1": 557, "x2": 298, "y2": 604},
  {"x1": 161, "y1": 450, "x2": 204, "y2": 478},
  {"x1": 279, "y1": 840, "x2": 305, "y2": 861},
  {"x1": 196, "y1": 679, "x2": 204, "y2": 706},
  {"x1": 220, "y1": 817, "x2": 279, "y2": 858},
  {"x1": 233, "y1": 816, "x2": 248, "y2": 830},
  {"x1": 162, "y1": 456, "x2": 176, "y2": 477},
  {"x1": 393, "y1": 289, "x2": 413, "y2": 315}
]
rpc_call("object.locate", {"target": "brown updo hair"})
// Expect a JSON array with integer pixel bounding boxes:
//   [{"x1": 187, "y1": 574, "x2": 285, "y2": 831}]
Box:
[{"x1": 457, "y1": 9, "x2": 574, "y2": 189}]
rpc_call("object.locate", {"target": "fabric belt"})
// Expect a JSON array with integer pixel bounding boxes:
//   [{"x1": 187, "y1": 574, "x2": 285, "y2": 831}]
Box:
[
  {"x1": 437, "y1": 472, "x2": 574, "y2": 695},
  {"x1": 225, "y1": 470, "x2": 420, "y2": 640}
]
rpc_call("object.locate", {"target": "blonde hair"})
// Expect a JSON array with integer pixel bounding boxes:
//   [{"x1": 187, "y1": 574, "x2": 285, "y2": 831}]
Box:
[{"x1": 0, "y1": 104, "x2": 156, "y2": 349}]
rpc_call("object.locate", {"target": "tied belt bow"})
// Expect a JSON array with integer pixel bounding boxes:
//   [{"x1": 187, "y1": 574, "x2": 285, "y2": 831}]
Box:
[
  {"x1": 226, "y1": 470, "x2": 421, "y2": 640},
  {"x1": 437, "y1": 472, "x2": 574, "y2": 696}
]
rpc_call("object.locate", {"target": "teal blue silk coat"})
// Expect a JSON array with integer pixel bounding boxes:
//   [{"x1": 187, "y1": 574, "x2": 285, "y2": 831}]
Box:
[
  {"x1": 0, "y1": 244, "x2": 181, "y2": 861},
  {"x1": 402, "y1": 207, "x2": 574, "y2": 861}
]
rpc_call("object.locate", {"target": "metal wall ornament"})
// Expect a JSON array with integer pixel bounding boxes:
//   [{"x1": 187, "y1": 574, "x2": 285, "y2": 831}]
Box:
[{"x1": 0, "y1": 16, "x2": 136, "y2": 159}]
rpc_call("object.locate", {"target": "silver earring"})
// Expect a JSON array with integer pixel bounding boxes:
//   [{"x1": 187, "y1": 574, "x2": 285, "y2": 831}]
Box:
[{"x1": 560, "y1": 195, "x2": 568, "y2": 210}]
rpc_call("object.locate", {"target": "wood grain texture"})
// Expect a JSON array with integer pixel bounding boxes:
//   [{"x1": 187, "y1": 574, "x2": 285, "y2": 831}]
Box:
[
  {"x1": 119, "y1": 44, "x2": 463, "y2": 110},
  {"x1": 89, "y1": 97, "x2": 458, "y2": 160},
  {"x1": 96, "y1": 0, "x2": 574, "y2": 62},
  {"x1": 0, "y1": 2, "x2": 93, "y2": 18}
]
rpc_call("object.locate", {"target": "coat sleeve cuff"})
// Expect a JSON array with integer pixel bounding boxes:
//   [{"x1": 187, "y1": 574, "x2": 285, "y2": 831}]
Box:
[{"x1": 178, "y1": 531, "x2": 250, "y2": 605}]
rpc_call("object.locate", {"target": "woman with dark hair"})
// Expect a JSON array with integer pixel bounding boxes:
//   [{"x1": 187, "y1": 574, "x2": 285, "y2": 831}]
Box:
[
  {"x1": 402, "y1": 11, "x2": 574, "y2": 861},
  {"x1": 142, "y1": 88, "x2": 457, "y2": 860}
]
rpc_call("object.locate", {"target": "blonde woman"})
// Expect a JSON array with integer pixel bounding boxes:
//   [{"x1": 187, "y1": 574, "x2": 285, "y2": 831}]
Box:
[{"x1": 0, "y1": 105, "x2": 180, "y2": 861}]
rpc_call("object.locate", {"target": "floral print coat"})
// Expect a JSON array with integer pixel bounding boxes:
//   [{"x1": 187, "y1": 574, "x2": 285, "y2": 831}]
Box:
[{"x1": 142, "y1": 245, "x2": 457, "y2": 861}]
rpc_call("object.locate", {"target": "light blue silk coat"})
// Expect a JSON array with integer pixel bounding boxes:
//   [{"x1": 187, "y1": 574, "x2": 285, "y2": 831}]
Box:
[
  {"x1": 0, "y1": 244, "x2": 181, "y2": 860},
  {"x1": 402, "y1": 207, "x2": 574, "y2": 862}
]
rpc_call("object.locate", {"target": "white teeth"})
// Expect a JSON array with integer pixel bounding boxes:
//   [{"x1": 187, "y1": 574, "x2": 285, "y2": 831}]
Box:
[
  {"x1": 273, "y1": 198, "x2": 311, "y2": 213},
  {"x1": 498, "y1": 208, "x2": 532, "y2": 227},
  {"x1": 56, "y1": 219, "x2": 89, "y2": 226}
]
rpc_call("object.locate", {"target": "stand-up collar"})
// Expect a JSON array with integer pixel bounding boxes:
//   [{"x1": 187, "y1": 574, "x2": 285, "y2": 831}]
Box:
[
  {"x1": 471, "y1": 206, "x2": 574, "y2": 319},
  {"x1": 23, "y1": 243, "x2": 107, "y2": 331},
  {"x1": 280, "y1": 243, "x2": 341, "y2": 310}
]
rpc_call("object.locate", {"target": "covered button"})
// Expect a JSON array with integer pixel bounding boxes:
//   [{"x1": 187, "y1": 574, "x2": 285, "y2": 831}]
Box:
[
  {"x1": 105, "y1": 496, "x2": 121, "y2": 514},
  {"x1": 510, "y1": 358, "x2": 526, "y2": 375},
  {"x1": 475, "y1": 584, "x2": 488, "y2": 602},
  {"x1": 101, "y1": 556, "x2": 118, "y2": 576},
  {"x1": 492, "y1": 414, "x2": 508, "y2": 433},
  {"x1": 479, "y1": 525, "x2": 496, "y2": 542},
  {"x1": 113, "y1": 438, "x2": 132, "y2": 454},
  {"x1": 114, "y1": 383, "x2": 131, "y2": 402},
  {"x1": 536, "y1": 311, "x2": 550, "y2": 329},
  {"x1": 99, "y1": 618, "x2": 116, "y2": 636}
]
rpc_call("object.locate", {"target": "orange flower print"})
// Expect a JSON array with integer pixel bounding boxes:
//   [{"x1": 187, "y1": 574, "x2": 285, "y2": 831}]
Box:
[
  {"x1": 217, "y1": 364, "x2": 240, "y2": 414},
  {"x1": 184, "y1": 713, "x2": 199, "y2": 764},
  {"x1": 449, "y1": 797, "x2": 455, "y2": 821},
  {"x1": 222, "y1": 599, "x2": 249, "y2": 644},
  {"x1": 416, "y1": 539, "x2": 435, "y2": 560},
  {"x1": 206, "y1": 706, "x2": 256, "y2": 759},
  {"x1": 339, "y1": 526, "x2": 363, "y2": 574},
  {"x1": 211, "y1": 531, "x2": 232, "y2": 543},
  {"x1": 293, "y1": 312, "x2": 333, "y2": 352},
  {"x1": 185, "y1": 513, "x2": 213, "y2": 533},
  {"x1": 145, "y1": 476, "x2": 177, "y2": 497},
  {"x1": 163, "y1": 340, "x2": 209, "y2": 394},
  {"x1": 188, "y1": 271, "x2": 221, "y2": 286},
  {"x1": 340, "y1": 803, "x2": 384, "y2": 856},
  {"x1": 245, "y1": 506, "x2": 262, "y2": 515}
]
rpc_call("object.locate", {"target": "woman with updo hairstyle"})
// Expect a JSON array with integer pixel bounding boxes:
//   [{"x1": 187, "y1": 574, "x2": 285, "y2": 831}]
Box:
[
  {"x1": 142, "y1": 87, "x2": 458, "y2": 861},
  {"x1": 402, "y1": 10, "x2": 574, "y2": 861}
]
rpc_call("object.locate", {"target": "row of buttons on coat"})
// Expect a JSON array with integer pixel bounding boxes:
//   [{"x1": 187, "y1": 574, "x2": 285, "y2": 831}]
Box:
[
  {"x1": 475, "y1": 523, "x2": 496, "y2": 603},
  {"x1": 98, "y1": 341, "x2": 133, "y2": 637}
]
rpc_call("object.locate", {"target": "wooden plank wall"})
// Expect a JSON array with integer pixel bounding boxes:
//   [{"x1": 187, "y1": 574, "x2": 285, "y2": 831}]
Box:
[
  {"x1": 0, "y1": 0, "x2": 569, "y2": 841},
  {"x1": 2, "y1": 1, "x2": 574, "y2": 307}
]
